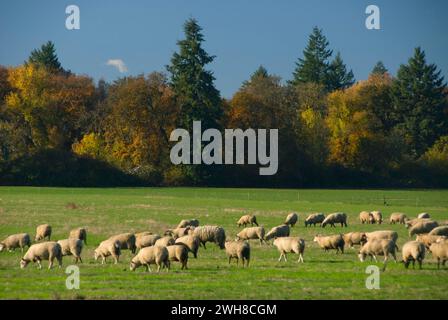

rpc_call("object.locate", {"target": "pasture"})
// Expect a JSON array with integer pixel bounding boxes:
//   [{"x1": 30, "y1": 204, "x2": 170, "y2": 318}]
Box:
[{"x1": 0, "y1": 187, "x2": 447, "y2": 300}]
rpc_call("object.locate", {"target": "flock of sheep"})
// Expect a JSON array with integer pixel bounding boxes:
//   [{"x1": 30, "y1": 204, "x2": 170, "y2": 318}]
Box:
[{"x1": 1, "y1": 210, "x2": 447, "y2": 272}]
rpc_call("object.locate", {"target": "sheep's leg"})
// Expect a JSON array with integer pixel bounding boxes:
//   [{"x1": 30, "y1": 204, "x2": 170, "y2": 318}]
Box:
[
  {"x1": 437, "y1": 258, "x2": 440, "y2": 269},
  {"x1": 372, "y1": 255, "x2": 378, "y2": 263},
  {"x1": 37, "y1": 259, "x2": 42, "y2": 269},
  {"x1": 298, "y1": 254, "x2": 304, "y2": 263},
  {"x1": 145, "y1": 264, "x2": 149, "y2": 272},
  {"x1": 418, "y1": 259, "x2": 422, "y2": 270},
  {"x1": 278, "y1": 254, "x2": 282, "y2": 262},
  {"x1": 228, "y1": 256, "x2": 232, "y2": 264},
  {"x1": 48, "y1": 258, "x2": 54, "y2": 270},
  {"x1": 283, "y1": 253, "x2": 288, "y2": 262},
  {"x1": 392, "y1": 252, "x2": 397, "y2": 263},
  {"x1": 156, "y1": 264, "x2": 161, "y2": 273}
]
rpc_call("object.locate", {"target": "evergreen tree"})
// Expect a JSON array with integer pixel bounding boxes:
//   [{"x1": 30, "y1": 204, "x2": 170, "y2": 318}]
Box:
[
  {"x1": 392, "y1": 47, "x2": 447, "y2": 157},
  {"x1": 242, "y1": 65, "x2": 269, "y2": 87},
  {"x1": 167, "y1": 18, "x2": 222, "y2": 131},
  {"x1": 371, "y1": 61, "x2": 388, "y2": 76},
  {"x1": 327, "y1": 52, "x2": 355, "y2": 90},
  {"x1": 290, "y1": 27, "x2": 333, "y2": 88},
  {"x1": 28, "y1": 41, "x2": 64, "y2": 73}
]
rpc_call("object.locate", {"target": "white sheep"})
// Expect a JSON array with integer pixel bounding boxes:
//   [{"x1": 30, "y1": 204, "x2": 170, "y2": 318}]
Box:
[
  {"x1": 429, "y1": 241, "x2": 448, "y2": 269},
  {"x1": 155, "y1": 236, "x2": 175, "y2": 247},
  {"x1": 428, "y1": 226, "x2": 448, "y2": 237},
  {"x1": 0, "y1": 233, "x2": 31, "y2": 252},
  {"x1": 69, "y1": 228, "x2": 87, "y2": 245},
  {"x1": 165, "y1": 227, "x2": 191, "y2": 240},
  {"x1": 20, "y1": 242, "x2": 62, "y2": 269},
  {"x1": 176, "y1": 219, "x2": 199, "y2": 229},
  {"x1": 94, "y1": 239, "x2": 121, "y2": 264},
  {"x1": 107, "y1": 233, "x2": 137, "y2": 253},
  {"x1": 321, "y1": 213, "x2": 347, "y2": 228},
  {"x1": 136, "y1": 234, "x2": 162, "y2": 250},
  {"x1": 237, "y1": 214, "x2": 258, "y2": 227},
  {"x1": 193, "y1": 226, "x2": 226, "y2": 249},
  {"x1": 358, "y1": 239, "x2": 398, "y2": 271},
  {"x1": 57, "y1": 238, "x2": 83, "y2": 263},
  {"x1": 418, "y1": 213, "x2": 430, "y2": 219},
  {"x1": 409, "y1": 220, "x2": 439, "y2": 237},
  {"x1": 284, "y1": 213, "x2": 298, "y2": 227},
  {"x1": 130, "y1": 245, "x2": 170, "y2": 272},
  {"x1": 304, "y1": 213, "x2": 325, "y2": 227},
  {"x1": 273, "y1": 237, "x2": 305, "y2": 263},
  {"x1": 35, "y1": 224, "x2": 52, "y2": 241},
  {"x1": 224, "y1": 241, "x2": 250, "y2": 267},
  {"x1": 167, "y1": 244, "x2": 189, "y2": 270},
  {"x1": 370, "y1": 211, "x2": 383, "y2": 224},
  {"x1": 389, "y1": 213, "x2": 407, "y2": 224},
  {"x1": 402, "y1": 241, "x2": 425, "y2": 269},
  {"x1": 236, "y1": 226, "x2": 265, "y2": 244},
  {"x1": 416, "y1": 234, "x2": 447, "y2": 250},
  {"x1": 343, "y1": 232, "x2": 366, "y2": 248},
  {"x1": 364, "y1": 230, "x2": 398, "y2": 244},
  {"x1": 265, "y1": 224, "x2": 290, "y2": 241},
  {"x1": 313, "y1": 234, "x2": 344, "y2": 254},
  {"x1": 359, "y1": 211, "x2": 374, "y2": 224},
  {"x1": 175, "y1": 235, "x2": 200, "y2": 258}
]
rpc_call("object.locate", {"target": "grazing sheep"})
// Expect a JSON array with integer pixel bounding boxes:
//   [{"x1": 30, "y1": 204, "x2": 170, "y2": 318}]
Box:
[
  {"x1": 57, "y1": 238, "x2": 83, "y2": 263},
  {"x1": 313, "y1": 235, "x2": 345, "y2": 254},
  {"x1": 193, "y1": 226, "x2": 226, "y2": 249},
  {"x1": 359, "y1": 211, "x2": 374, "y2": 224},
  {"x1": 322, "y1": 213, "x2": 347, "y2": 228},
  {"x1": 265, "y1": 224, "x2": 290, "y2": 241},
  {"x1": 237, "y1": 214, "x2": 258, "y2": 227},
  {"x1": 389, "y1": 213, "x2": 407, "y2": 224},
  {"x1": 69, "y1": 228, "x2": 87, "y2": 245},
  {"x1": 405, "y1": 218, "x2": 431, "y2": 229},
  {"x1": 20, "y1": 242, "x2": 62, "y2": 269},
  {"x1": 236, "y1": 226, "x2": 265, "y2": 244},
  {"x1": 418, "y1": 213, "x2": 430, "y2": 219},
  {"x1": 416, "y1": 234, "x2": 447, "y2": 250},
  {"x1": 364, "y1": 230, "x2": 398, "y2": 245},
  {"x1": 177, "y1": 219, "x2": 199, "y2": 229},
  {"x1": 224, "y1": 241, "x2": 250, "y2": 267},
  {"x1": 402, "y1": 241, "x2": 425, "y2": 269},
  {"x1": 155, "y1": 236, "x2": 175, "y2": 247},
  {"x1": 409, "y1": 220, "x2": 439, "y2": 237},
  {"x1": 358, "y1": 239, "x2": 398, "y2": 271},
  {"x1": 35, "y1": 224, "x2": 52, "y2": 241},
  {"x1": 429, "y1": 241, "x2": 448, "y2": 269},
  {"x1": 371, "y1": 211, "x2": 383, "y2": 224},
  {"x1": 0, "y1": 233, "x2": 31, "y2": 252},
  {"x1": 175, "y1": 235, "x2": 200, "y2": 258},
  {"x1": 343, "y1": 232, "x2": 366, "y2": 248},
  {"x1": 284, "y1": 213, "x2": 298, "y2": 227},
  {"x1": 94, "y1": 239, "x2": 121, "y2": 264},
  {"x1": 304, "y1": 213, "x2": 325, "y2": 227},
  {"x1": 165, "y1": 227, "x2": 191, "y2": 240},
  {"x1": 167, "y1": 244, "x2": 189, "y2": 270},
  {"x1": 107, "y1": 233, "x2": 137, "y2": 253},
  {"x1": 130, "y1": 246, "x2": 170, "y2": 272},
  {"x1": 273, "y1": 237, "x2": 305, "y2": 263},
  {"x1": 429, "y1": 226, "x2": 448, "y2": 237},
  {"x1": 136, "y1": 234, "x2": 162, "y2": 250}
]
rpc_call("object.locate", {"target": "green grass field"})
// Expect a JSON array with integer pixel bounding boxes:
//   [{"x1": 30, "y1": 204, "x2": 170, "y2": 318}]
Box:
[{"x1": 0, "y1": 187, "x2": 447, "y2": 300}]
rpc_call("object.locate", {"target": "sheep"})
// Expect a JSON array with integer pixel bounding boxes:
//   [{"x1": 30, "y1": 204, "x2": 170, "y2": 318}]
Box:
[
  {"x1": 389, "y1": 213, "x2": 407, "y2": 224},
  {"x1": 136, "y1": 234, "x2": 162, "y2": 250},
  {"x1": 166, "y1": 244, "x2": 189, "y2": 270},
  {"x1": 364, "y1": 230, "x2": 398, "y2": 245},
  {"x1": 265, "y1": 224, "x2": 290, "y2": 241},
  {"x1": 284, "y1": 213, "x2": 298, "y2": 227},
  {"x1": 405, "y1": 218, "x2": 432, "y2": 229},
  {"x1": 35, "y1": 224, "x2": 52, "y2": 241},
  {"x1": 107, "y1": 233, "x2": 137, "y2": 253},
  {"x1": 371, "y1": 211, "x2": 383, "y2": 224},
  {"x1": 358, "y1": 239, "x2": 398, "y2": 271},
  {"x1": 20, "y1": 242, "x2": 62, "y2": 269},
  {"x1": 0, "y1": 233, "x2": 31, "y2": 252},
  {"x1": 57, "y1": 238, "x2": 83, "y2": 263},
  {"x1": 343, "y1": 232, "x2": 366, "y2": 248},
  {"x1": 304, "y1": 213, "x2": 325, "y2": 227},
  {"x1": 428, "y1": 226, "x2": 448, "y2": 237},
  {"x1": 192, "y1": 226, "x2": 226, "y2": 249},
  {"x1": 177, "y1": 219, "x2": 199, "y2": 229},
  {"x1": 135, "y1": 231, "x2": 153, "y2": 239},
  {"x1": 416, "y1": 234, "x2": 447, "y2": 250},
  {"x1": 418, "y1": 213, "x2": 430, "y2": 219},
  {"x1": 224, "y1": 241, "x2": 250, "y2": 267},
  {"x1": 94, "y1": 239, "x2": 121, "y2": 264},
  {"x1": 155, "y1": 236, "x2": 175, "y2": 247},
  {"x1": 130, "y1": 245, "x2": 170, "y2": 272},
  {"x1": 273, "y1": 237, "x2": 305, "y2": 263},
  {"x1": 359, "y1": 211, "x2": 374, "y2": 224},
  {"x1": 409, "y1": 220, "x2": 439, "y2": 237},
  {"x1": 164, "y1": 227, "x2": 191, "y2": 240},
  {"x1": 175, "y1": 235, "x2": 200, "y2": 258},
  {"x1": 402, "y1": 241, "x2": 425, "y2": 269},
  {"x1": 313, "y1": 234, "x2": 345, "y2": 254},
  {"x1": 236, "y1": 226, "x2": 265, "y2": 244},
  {"x1": 69, "y1": 228, "x2": 87, "y2": 245},
  {"x1": 321, "y1": 212, "x2": 347, "y2": 228},
  {"x1": 237, "y1": 214, "x2": 258, "y2": 227},
  {"x1": 429, "y1": 241, "x2": 448, "y2": 269}
]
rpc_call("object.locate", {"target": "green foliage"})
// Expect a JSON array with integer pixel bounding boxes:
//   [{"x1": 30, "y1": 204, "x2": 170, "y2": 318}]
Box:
[
  {"x1": 327, "y1": 52, "x2": 355, "y2": 90},
  {"x1": 371, "y1": 61, "x2": 388, "y2": 76},
  {"x1": 27, "y1": 41, "x2": 65, "y2": 74},
  {"x1": 391, "y1": 47, "x2": 447, "y2": 157}
]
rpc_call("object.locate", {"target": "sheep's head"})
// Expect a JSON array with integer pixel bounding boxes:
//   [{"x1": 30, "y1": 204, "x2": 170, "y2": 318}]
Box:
[
  {"x1": 129, "y1": 261, "x2": 137, "y2": 271},
  {"x1": 20, "y1": 258, "x2": 29, "y2": 269},
  {"x1": 313, "y1": 235, "x2": 321, "y2": 242}
]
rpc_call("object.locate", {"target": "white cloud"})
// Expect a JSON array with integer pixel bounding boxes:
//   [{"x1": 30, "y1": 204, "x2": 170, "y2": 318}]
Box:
[{"x1": 106, "y1": 59, "x2": 128, "y2": 73}]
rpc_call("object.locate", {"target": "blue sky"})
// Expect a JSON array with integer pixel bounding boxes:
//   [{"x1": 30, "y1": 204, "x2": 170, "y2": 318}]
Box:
[{"x1": 1, "y1": 0, "x2": 447, "y2": 97}]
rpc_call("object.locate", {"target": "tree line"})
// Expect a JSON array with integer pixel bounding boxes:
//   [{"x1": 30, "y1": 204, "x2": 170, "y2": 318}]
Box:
[{"x1": 1, "y1": 19, "x2": 447, "y2": 187}]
